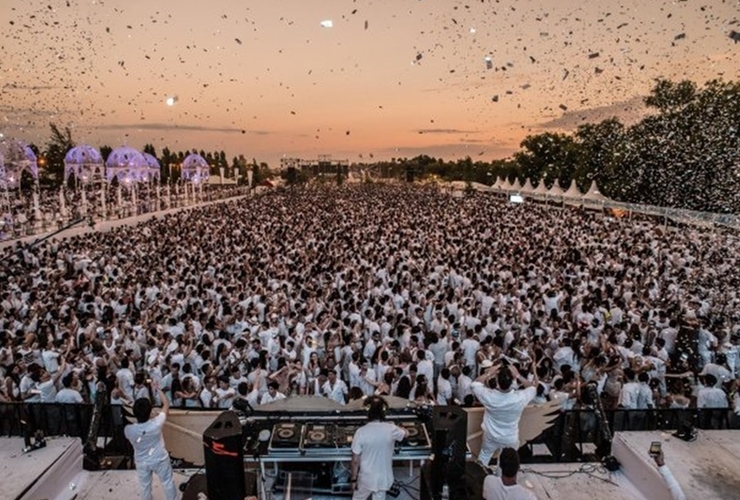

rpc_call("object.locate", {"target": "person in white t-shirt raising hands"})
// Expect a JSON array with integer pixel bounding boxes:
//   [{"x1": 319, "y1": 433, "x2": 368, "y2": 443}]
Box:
[{"x1": 472, "y1": 359, "x2": 537, "y2": 469}]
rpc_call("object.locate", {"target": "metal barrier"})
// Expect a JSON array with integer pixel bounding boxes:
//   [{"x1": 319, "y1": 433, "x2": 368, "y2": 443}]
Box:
[
  {"x1": 1, "y1": 403, "x2": 736, "y2": 462},
  {"x1": 0, "y1": 402, "x2": 130, "y2": 455},
  {"x1": 526, "y1": 407, "x2": 739, "y2": 463}
]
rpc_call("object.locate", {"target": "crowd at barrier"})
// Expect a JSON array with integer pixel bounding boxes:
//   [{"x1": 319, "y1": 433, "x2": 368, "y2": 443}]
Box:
[
  {"x1": 0, "y1": 183, "x2": 251, "y2": 241},
  {"x1": 1, "y1": 184, "x2": 739, "y2": 459}
]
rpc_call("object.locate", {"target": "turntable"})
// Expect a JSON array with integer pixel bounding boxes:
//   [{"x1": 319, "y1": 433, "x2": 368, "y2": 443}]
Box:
[
  {"x1": 302, "y1": 424, "x2": 335, "y2": 448},
  {"x1": 269, "y1": 422, "x2": 303, "y2": 451},
  {"x1": 398, "y1": 421, "x2": 431, "y2": 450},
  {"x1": 333, "y1": 425, "x2": 359, "y2": 448}
]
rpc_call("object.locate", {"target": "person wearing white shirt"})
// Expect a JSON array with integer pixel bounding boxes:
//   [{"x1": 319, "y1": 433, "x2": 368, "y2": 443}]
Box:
[
  {"x1": 124, "y1": 387, "x2": 178, "y2": 500},
  {"x1": 456, "y1": 366, "x2": 473, "y2": 403},
  {"x1": 41, "y1": 347, "x2": 61, "y2": 374},
  {"x1": 55, "y1": 372, "x2": 84, "y2": 403},
  {"x1": 697, "y1": 375, "x2": 729, "y2": 408},
  {"x1": 483, "y1": 447, "x2": 538, "y2": 500},
  {"x1": 199, "y1": 376, "x2": 216, "y2": 408},
  {"x1": 37, "y1": 360, "x2": 67, "y2": 402},
  {"x1": 260, "y1": 381, "x2": 286, "y2": 405},
  {"x1": 699, "y1": 354, "x2": 732, "y2": 386},
  {"x1": 416, "y1": 350, "x2": 434, "y2": 387},
  {"x1": 436, "y1": 368, "x2": 453, "y2": 405},
  {"x1": 472, "y1": 362, "x2": 537, "y2": 467},
  {"x1": 350, "y1": 396, "x2": 408, "y2": 500},
  {"x1": 214, "y1": 377, "x2": 236, "y2": 409},
  {"x1": 322, "y1": 370, "x2": 348, "y2": 404}
]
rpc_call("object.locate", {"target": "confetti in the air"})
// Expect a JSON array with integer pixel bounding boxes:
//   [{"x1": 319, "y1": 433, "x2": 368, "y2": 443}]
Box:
[
  {"x1": 165, "y1": 96, "x2": 178, "y2": 107},
  {"x1": 320, "y1": 20, "x2": 333, "y2": 28}
]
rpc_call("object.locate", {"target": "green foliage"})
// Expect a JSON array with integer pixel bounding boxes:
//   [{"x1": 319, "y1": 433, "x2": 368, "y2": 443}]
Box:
[
  {"x1": 503, "y1": 78, "x2": 740, "y2": 212},
  {"x1": 43, "y1": 123, "x2": 75, "y2": 183}
]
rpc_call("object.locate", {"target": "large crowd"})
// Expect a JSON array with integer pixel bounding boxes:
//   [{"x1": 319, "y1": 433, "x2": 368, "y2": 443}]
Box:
[{"x1": 1, "y1": 184, "x2": 739, "y2": 427}]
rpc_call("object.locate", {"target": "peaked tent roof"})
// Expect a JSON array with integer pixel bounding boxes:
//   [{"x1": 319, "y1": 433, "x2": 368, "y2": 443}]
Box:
[
  {"x1": 582, "y1": 181, "x2": 609, "y2": 201},
  {"x1": 562, "y1": 181, "x2": 583, "y2": 199}
]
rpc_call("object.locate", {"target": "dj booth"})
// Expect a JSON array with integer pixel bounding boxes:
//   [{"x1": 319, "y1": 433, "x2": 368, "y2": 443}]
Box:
[{"x1": 200, "y1": 397, "x2": 468, "y2": 500}]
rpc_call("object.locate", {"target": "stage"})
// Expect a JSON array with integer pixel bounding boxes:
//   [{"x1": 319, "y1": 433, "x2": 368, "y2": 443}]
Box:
[{"x1": 3, "y1": 430, "x2": 738, "y2": 500}]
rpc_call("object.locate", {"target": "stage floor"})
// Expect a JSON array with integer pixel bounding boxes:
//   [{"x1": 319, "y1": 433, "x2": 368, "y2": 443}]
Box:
[
  {"x1": 4, "y1": 431, "x2": 739, "y2": 500},
  {"x1": 614, "y1": 430, "x2": 740, "y2": 500},
  {"x1": 0, "y1": 437, "x2": 80, "y2": 500}
]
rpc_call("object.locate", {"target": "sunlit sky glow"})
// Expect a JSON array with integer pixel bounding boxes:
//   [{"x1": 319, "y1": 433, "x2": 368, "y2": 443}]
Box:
[{"x1": 2, "y1": 0, "x2": 739, "y2": 165}]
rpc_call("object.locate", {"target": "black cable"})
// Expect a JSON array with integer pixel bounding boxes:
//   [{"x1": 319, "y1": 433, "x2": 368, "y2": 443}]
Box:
[
  {"x1": 400, "y1": 483, "x2": 420, "y2": 500},
  {"x1": 520, "y1": 464, "x2": 618, "y2": 487}
]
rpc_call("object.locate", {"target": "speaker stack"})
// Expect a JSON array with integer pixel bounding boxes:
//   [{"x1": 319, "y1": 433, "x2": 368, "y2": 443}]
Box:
[
  {"x1": 424, "y1": 406, "x2": 468, "y2": 500},
  {"x1": 202, "y1": 411, "x2": 247, "y2": 500}
]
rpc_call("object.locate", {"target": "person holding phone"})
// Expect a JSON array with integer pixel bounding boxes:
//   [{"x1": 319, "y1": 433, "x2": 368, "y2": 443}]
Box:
[
  {"x1": 650, "y1": 443, "x2": 687, "y2": 500},
  {"x1": 124, "y1": 385, "x2": 178, "y2": 500}
]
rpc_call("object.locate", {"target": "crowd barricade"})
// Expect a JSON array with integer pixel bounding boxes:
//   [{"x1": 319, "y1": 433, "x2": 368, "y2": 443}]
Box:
[
  {"x1": 1, "y1": 402, "x2": 736, "y2": 463},
  {"x1": 525, "y1": 407, "x2": 738, "y2": 462}
]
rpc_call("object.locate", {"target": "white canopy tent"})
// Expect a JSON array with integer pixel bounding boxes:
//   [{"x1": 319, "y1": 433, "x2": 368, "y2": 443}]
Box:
[
  {"x1": 547, "y1": 182, "x2": 566, "y2": 199},
  {"x1": 582, "y1": 181, "x2": 609, "y2": 203},
  {"x1": 562, "y1": 181, "x2": 584, "y2": 206},
  {"x1": 531, "y1": 180, "x2": 551, "y2": 200}
]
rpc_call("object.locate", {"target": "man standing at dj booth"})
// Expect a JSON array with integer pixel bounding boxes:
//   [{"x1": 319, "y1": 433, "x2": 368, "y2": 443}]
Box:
[{"x1": 350, "y1": 395, "x2": 408, "y2": 500}]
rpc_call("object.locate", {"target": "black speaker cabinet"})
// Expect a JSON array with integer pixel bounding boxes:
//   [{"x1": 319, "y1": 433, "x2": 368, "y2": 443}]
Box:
[
  {"x1": 431, "y1": 406, "x2": 468, "y2": 498},
  {"x1": 203, "y1": 411, "x2": 246, "y2": 500}
]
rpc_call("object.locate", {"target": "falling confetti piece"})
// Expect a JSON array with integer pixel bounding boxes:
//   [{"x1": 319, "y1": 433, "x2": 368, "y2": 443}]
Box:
[
  {"x1": 320, "y1": 20, "x2": 333, "y2": 28},
  {"x1": 588, "y1": 52, "x2": 600, "y2": 59},
  {"x1": 165, "y1": 96, "x2": 178, "y2": 106}
]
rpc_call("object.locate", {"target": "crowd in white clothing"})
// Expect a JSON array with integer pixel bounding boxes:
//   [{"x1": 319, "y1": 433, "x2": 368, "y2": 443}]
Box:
[{"x1": 0, "y1": 184, "x2": 739, "y2": 428}]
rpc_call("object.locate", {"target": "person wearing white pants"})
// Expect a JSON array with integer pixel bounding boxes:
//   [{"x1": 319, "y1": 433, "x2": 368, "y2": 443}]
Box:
[
  {"x1": 125, "y1": 386, "x2": 178, "y2": 500},
  {"x1": 472, "y1": 361, "x2": 537, "y2": 468}
]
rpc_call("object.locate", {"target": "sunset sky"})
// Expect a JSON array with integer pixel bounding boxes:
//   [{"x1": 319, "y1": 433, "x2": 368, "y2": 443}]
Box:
[{"x1": 1, "y1": 0, "x2": 739, "y2": 166}]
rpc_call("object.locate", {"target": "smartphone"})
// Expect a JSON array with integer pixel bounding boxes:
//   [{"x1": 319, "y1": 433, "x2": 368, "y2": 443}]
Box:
[{"x1": 649, "y1": 441, "x2": 662, "y2": 456}]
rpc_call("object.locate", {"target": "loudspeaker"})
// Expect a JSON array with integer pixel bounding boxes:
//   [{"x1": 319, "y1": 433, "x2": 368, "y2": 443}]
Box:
[
  {"x1": 431, "y1": 406, "x2": 468, "y2": 498},
  {"x1": 673, "y1": 322, "x2": 699, "y2": 371},
  {"x1": 203, "y1": 411, "x2": 246, "y2": 500}
]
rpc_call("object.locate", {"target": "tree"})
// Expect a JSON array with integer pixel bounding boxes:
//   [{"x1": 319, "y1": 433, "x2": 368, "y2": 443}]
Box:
[
  {"x1": 644, "y1": 79, "x2": 697, "y2": 114},
  {"x1": 43, "y1": 123, "x2": 75, "y2": 185},
  {"x1": 574, "y1": 118, "x2": 626, "y2": 194},
  {"x1": 514, "y1": 133, "x2": 578, "y2": 188},
  {"x1": 100, "y1": 145, "x2": 113, "y2": 162}
]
